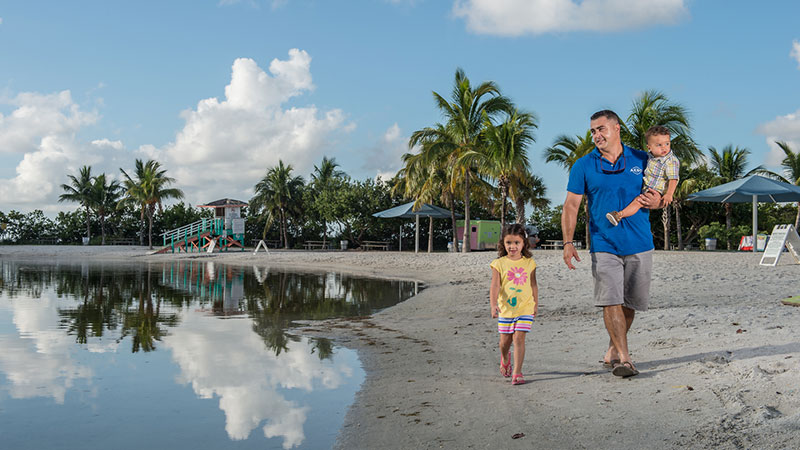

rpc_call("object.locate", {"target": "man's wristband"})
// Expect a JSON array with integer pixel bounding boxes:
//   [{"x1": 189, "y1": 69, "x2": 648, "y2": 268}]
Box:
[{"x1": 563, "y1": 241, "x2": 574, "y2": 246}]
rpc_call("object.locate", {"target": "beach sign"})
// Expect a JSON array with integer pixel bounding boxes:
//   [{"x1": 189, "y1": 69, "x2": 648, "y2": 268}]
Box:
[
  {"x1": 759, "y1": 224, "x2": 800, "y2": 266},
  {"x1": 253, "y1": 240, "x2": 270, "y2": 255},
  {"x1": 738, "y1": 234, "x2": 768, "y2": 251}
]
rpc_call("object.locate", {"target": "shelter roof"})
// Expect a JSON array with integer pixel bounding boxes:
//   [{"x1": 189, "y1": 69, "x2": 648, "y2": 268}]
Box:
[
  {"x1": 373, "y1": 201, "x2": 460, "y2": 219},
  {"x1": 197, "y1": 198, "x2": 249, "y2": 208},
  {"x1": 687, "y1": 175, "x2": 800, "y2": 203}
]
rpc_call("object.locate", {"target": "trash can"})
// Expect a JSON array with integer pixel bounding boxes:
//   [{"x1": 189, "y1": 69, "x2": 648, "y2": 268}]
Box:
[
  {"x1": 704, "y1": 238, "x2": 717, "y2": 250},
  {"x1": 340, "y1": 240, "x2": 348, "y2": 251},
  {"x1": 447, "y1": 242, "x2": 453, "y2": 252},
  {"x1": 82, "y1": 237, "x2": 90, "y2": 246}
]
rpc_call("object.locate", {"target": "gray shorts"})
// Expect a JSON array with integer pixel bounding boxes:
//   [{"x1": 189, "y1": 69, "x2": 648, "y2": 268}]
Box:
[{"x1": 591, "y1": 250, "x2": 653, "y2": 311}]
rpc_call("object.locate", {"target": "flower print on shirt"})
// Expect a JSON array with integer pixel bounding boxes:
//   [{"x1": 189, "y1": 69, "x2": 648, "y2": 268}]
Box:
[{"x1": 507, "y1": 267, "x2": 528, "y2": 285}]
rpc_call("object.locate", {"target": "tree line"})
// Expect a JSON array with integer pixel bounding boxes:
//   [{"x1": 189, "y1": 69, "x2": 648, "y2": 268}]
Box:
[
  {"x1": 3, "y1": 70, "x2": 800, "y2": 251},
  {"x1": 396, "y1": 71, "x2": 800, "y2": 251}
]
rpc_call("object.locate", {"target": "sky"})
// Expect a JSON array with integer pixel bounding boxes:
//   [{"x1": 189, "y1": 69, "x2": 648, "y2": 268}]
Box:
[{"x1": 1, "y1": 0, "x2": 799, "y2": 215}]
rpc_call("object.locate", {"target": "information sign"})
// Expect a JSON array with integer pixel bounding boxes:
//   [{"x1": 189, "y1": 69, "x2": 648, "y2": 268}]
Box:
[{"x1": 760, "y1": 224, "x2": 800, "y2": 266}]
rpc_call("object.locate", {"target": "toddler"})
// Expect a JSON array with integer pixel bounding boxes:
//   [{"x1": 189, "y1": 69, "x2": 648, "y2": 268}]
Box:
[{"x1": 607, "y1": 125, "x2": 679, "y2": 226}]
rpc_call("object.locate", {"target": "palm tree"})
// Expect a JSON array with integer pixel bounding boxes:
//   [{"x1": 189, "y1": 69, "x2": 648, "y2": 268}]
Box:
[
  {"x1": 671, "y1": 173, "x2": 700, "y2": 250},
  {"x1": 510, "y1": 174, "x2": 549, "y2": 225},
  {"x1": 412, "y1": 68, "x2": 513, "y2": 252},
  {"x1": 468, "y1": 109, "x2": 537, "y2": 228},
  {"x1": 89, "y1": 174, "x2": 122, "y2": 246},
  {"x1": 396, "y1": 138, "x2": 458, "y2": 252},
  {"x1": 59, "y1": 166, "x2": 94, "y2": 242},
  {"x1": 707, "y1": 145, "x2": 763, "y2": 249},
  {"x1": 250, "y1": 160, "x2": 304, "y2": 249},
  {"x1": 775, "y1": 141, "x2": 800, "y2": 229},
  {"x1": 622, "y1": 90, "x2": 702, "y2": 250},
  {"x1": 311, "y1": 157, "x2": 345, "y2": 246},
  {"x1": 119, "y1": 159, "x2": 184, "y2": 249},
  {"x1": 544, "y1": 131, "x2": 595, "y2": 247},
  {"x1": 622, "y1": 90, "x2": 701, "y2": 165}
]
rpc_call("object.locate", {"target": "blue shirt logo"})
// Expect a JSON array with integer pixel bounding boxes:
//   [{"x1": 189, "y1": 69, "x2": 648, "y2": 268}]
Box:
[{"x1": 630, "y1": 166, "x2": 642, "y2": 175}]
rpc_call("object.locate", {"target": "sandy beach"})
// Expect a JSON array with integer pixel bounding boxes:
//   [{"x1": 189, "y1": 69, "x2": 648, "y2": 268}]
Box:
[{"x1": 1, "y1": 245, "x2": 798, "y2": 449}]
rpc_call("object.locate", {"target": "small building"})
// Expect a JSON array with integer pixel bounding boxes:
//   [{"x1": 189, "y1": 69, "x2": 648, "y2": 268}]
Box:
[{"x1": 456, "y1": 220, "x2": 501, "y2": 251}]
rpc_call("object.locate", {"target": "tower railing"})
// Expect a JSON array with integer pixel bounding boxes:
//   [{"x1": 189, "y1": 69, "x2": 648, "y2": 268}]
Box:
[{"x1": 160, "y1": 218, "x2": 225, "y2": 248}]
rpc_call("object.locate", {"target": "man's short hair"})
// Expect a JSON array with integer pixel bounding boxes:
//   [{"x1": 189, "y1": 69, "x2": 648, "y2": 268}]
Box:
[
  {"x1": 645, "y1": 125, "x2": 671, "y2": 141},
  {"x1": 590, "y1": 110, "x2": 620, "y2": 124}
]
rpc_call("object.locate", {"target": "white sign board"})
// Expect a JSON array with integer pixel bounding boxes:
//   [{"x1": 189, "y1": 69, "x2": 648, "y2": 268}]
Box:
[
  {"x1": 232, "y1": 218, "x2": 245, "y2": 235},
  {"x1": 760, "y1": 224, "x2": 800, "y2": 266}
]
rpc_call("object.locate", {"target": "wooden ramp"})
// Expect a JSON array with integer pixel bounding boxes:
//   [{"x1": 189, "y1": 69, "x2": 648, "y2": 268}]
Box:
[
  {"x1": 154, "y1": 231, "x2": 215, "y2": 254},
  {"x1": 157, "y1": 218, "x2": 245, "y2": 254}
]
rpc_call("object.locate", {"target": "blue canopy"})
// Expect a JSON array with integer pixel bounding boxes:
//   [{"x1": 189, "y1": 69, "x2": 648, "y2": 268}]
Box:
[
  {"x1": 686, "y1": 175, "x2": 800, "y2": 203},
  {"x1": 372, "y1": 201, "x2": 461, "y2": 252},
  {"x1": 687, "y1": 175, "x2": 800, "y2": 252},
  {"x1": 372, "y1": 201, "x2": 460, "y2": 219}
]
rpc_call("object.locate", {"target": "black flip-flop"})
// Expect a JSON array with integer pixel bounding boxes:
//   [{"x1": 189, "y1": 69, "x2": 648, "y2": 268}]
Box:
[
  {"x1": 612, "y1": 361, "x2": 639, "y2": 378},
  {"x1": 602, "y1": 359, "x2": 620, "y2": 369}
]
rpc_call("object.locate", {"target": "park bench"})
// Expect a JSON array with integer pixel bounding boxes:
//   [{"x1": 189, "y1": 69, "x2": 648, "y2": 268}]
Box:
[
  {"x1": 107, "y1": 237, "x2": 136, "y2": 245},
  {"x1": 361, "y1": 240, "x2": 390, "y2": 251},
  {"x1": 27, "y1": 237, "x2": 59, "y2": 245},
  {"x1": 251, "y1": 239, "x2": 281, "y2": 248},
  {"x1": 303, "y1": 240, "x2": 333, "y2": 250}
]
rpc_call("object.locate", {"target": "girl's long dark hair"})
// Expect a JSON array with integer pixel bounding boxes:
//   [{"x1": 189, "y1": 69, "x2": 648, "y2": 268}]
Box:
[{"x1": 497, "y1": 223, "x2": 532, "y2": 258}]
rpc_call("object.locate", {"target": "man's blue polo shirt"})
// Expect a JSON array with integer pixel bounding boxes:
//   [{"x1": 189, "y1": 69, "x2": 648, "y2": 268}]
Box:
[{"x1": 566, "y1": 145, "x2": 654, "y2": 256}]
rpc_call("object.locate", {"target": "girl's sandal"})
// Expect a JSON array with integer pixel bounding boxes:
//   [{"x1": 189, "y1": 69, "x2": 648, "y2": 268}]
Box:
[
  {"x1": 500, "y1": 356, "x2": 512, "y2": 378},
  {"x1": 511, "y1": 374, "x2": 526, "y2": 385}
]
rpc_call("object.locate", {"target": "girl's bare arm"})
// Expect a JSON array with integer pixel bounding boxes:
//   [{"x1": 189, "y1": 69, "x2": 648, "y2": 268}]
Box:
[
  {"x1": 531, "y1": 268, "x2": 539, "y2": 317},
  {"x1": 490, "y1": 268, "x2": 501, "y2": 318}
]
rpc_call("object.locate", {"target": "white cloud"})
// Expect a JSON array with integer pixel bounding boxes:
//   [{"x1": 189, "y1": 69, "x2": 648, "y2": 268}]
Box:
[
  {"x1": 0, "y1": 49, "x2": 351, "y2": 213},
  {"x1": 756, "y1": 109, "x2": 800, "y2": 167},
  {"x1": 0, "y1": 91, "x2": 131, "y2": 211},
  {"x1": 91, "y1": 138, "x2": 123, "y2": 150},
  {"x1": 791, "y1": 40, "x2": 800, "y2": 69},
  {"x1": 150, "y1": 49, "x2": 351, "y2": 204},
  {"x1": 164, "y1": 308, "x2": 352, "y2": 448},
  {"x1": 452, "y1": 0, "x2": 689, "y2": 36},
  {"x1": 362, "y1": 123, "x2": 408, "y2": 180},
  {"x1": 0, "y1": 294, "x2": 94, "y2": 404}
]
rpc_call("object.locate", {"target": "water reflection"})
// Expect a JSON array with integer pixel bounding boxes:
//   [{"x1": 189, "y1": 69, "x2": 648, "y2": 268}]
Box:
[{"x1": 0, "y1": 259, "x2": 419, "y2": 449}]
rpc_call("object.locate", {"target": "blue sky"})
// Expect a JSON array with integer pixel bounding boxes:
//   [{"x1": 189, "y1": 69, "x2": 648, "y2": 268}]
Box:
[{"x1": 1, "y1": 0, "x2": 799, "y2": 214}]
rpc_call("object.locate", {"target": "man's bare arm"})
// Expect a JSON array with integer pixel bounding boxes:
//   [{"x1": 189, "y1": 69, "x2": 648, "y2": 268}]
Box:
[{"x1": 561, "y1": 192, "x2": 583, "y2": 269}]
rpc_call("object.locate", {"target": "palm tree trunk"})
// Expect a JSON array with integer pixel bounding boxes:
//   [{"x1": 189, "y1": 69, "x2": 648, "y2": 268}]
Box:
[
  {"x1": 516, "y1": 197, "x2": 525, "y2": 225},
  {"x1": 147, "y1": 210, "x2": 154, "y2": 249},
  {"x1": 795, "y1": 202, "x2": 799, "y2": 230},
  {"x1": 500, "y1": 183, "x2": 508, "y2": 229},
  {"x1": 662, "y1": 207, "x2": 671, "y2": 250},
  {"x1": 725, "y1": 202, "x2": 732, "y2": 249},
  {"x1": 101, "y1": 213, "x2": 106, "y2": 246},
  {"x1": 450, "y1": 207, "x2": 457, "y2": 250},
  {"x1": 675, "y1": 203, "x2": 684, "y2": 250},
  {"x1": 281, "y1": 210, "x2": 289, "y2": 249},
  {"x1": 428, "y1": 216, "x2": 433, "y2": 253},
  {"x1": 462, "y1": 173, "x2": 471, "y2": 253},
  {"x1": 138, "y1": 209, "x2": 145, "y2": 246},
  {"x1": 322, "y1": 219, "x2": 327, "y2": 246},
  {"x1": 85, "y1": 204, "x2": 91, "y2": 241}
]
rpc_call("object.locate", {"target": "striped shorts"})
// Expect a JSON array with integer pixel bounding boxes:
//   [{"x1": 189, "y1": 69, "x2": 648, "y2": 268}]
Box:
[{"x1": 498, "y1": 315, "x2": 534, "y2": 334}]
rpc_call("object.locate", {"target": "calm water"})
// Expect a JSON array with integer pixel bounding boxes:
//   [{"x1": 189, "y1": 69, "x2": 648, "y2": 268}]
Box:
[{"x1": 0, "y1": 259, "x2": 419, "y2": 450}]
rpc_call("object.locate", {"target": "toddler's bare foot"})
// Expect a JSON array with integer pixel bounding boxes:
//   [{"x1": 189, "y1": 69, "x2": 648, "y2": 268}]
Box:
[{"x1": 606, "y1": 211, "x2": 622, "y2": 226}]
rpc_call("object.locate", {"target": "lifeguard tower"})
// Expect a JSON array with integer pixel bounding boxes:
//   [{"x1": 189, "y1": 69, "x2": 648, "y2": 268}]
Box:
[{"x1": 156, "y1": 198, "x2": 247, "y2": 253}]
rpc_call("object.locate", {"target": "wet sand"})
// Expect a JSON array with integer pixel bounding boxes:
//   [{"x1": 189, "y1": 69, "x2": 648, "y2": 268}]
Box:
[{"x1": 2, "y1": 245, "x2": 798, "y2": 449}]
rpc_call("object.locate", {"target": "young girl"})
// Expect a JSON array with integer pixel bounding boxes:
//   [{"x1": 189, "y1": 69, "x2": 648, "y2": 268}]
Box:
[{"x1": 490, "y1": 223, "x2": 539, "y2": 385}]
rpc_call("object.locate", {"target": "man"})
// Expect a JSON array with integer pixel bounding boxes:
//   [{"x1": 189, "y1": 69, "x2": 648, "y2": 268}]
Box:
[{"x1": 561, "y1": 110, "x2": 661, "y2": 378}]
